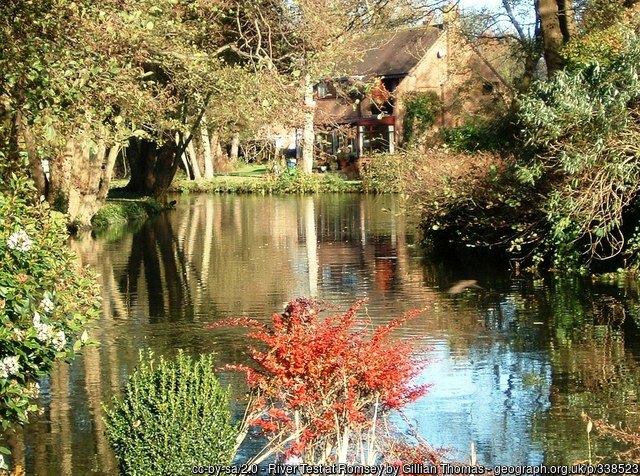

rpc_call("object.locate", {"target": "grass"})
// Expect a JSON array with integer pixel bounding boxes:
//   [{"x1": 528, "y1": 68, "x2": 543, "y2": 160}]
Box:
[
  {"x1": 169, "y1": 165, "x2": 362, "y2": 194},
  {"x1": 94, "y1": 165, "x2": 362, "y2": 231},
  {"x1": 91, "y1": 197, "x2": 164, "y2": 230}
]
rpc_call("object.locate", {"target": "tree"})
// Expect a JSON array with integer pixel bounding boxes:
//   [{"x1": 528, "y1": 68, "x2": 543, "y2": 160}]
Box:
[
  {"x1": 537, "y1": 0, "x2": 576, "y2": 75},
  {"x1": 0, "y1": 0, "x2": 244, "y2": 223},
  {"x1": 0, "y1": 0, "x2": 181, "y2": 222},
  {"x1": 460, "y1": 0, "x2": 576, "y2": 92}
]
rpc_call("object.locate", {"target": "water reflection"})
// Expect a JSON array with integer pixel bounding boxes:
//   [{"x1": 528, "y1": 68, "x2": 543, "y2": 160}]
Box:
[{"x1": 3, "y1": 194, "x2": 640, "y2": 474}]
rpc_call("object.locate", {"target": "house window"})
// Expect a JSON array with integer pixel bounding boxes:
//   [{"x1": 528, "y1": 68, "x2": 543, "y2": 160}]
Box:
[
  {"x1": 361, "y1": 125, "x2": 391, "y2": 155},
  {"x1": 316, "y1": 131, "x2": 357, "y2": 163}
]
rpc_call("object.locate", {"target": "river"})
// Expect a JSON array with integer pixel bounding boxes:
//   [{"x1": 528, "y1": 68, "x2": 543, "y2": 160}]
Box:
[{"x1": 4, "y1": 194, "x2": 640, "y2": 474}]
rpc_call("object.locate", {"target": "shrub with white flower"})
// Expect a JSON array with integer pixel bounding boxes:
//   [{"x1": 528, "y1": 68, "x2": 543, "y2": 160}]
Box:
[
  {"x1": 52, "y1": 330, "x2": 67, "y2": 352},
  {"x1": 6, "y1": 229, "x2": 33, "y2": 252},
  {"x1": 40, "y1": 293, "x2": 55, "y2": 314},
  {"x1": 33, "y1": 311, "x2": 53, "y2": 342},
  {"x1": 0, "y1": 356, "x2": 20, "y2": 379},
  {"x1": 0, "y1": 176, "x2": 101, "y2": 461}
]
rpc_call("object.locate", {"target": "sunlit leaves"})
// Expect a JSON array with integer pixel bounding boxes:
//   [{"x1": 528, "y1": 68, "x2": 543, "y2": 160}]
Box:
[{"x1": 209, "y1": 298, "x2": 428, "y2": 463}]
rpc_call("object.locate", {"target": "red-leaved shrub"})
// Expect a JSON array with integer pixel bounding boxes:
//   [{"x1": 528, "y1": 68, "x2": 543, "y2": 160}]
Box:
[{"x1": 207, "y1": 298, "x2": 430, "y2": 464}]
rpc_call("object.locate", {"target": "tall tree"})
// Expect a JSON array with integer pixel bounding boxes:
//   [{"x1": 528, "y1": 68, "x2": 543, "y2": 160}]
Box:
[
  {"x1": 460, "y1": 0, "x2": 576, "y2": 91},
  {"x1": 0, "y1": 0, "x2": 246, "y2": 221}
]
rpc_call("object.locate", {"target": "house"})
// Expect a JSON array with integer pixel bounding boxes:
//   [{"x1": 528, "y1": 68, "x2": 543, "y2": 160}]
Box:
[{"x1": 313, "y1": 11, "x2": 506, "y2": 163}]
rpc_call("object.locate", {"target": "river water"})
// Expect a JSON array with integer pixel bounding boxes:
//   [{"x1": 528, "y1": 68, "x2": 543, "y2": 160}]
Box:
[{"x1": 4, "y1": 194, "x2": 640, "y2": 474}]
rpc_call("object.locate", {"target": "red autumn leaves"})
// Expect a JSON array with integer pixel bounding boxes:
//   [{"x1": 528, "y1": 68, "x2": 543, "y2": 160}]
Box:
[{"x1": 207, "y1": 298, "x2": 429, "y2": 462}]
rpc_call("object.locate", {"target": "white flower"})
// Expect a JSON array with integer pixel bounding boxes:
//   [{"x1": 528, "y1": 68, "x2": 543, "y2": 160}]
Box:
[
  {"x1": 52, "y1": 330, "x2": 66, "y2": 351},
  {"x1": 0, "y1": 356, "x2": 20, "y2": 378},
  {"x1": 33, "y1": 311, "x2": 52, "y2": 341},
  {"x1": 12, "y1": 328, "x2": 25, "y2": 342},
  {"x1": 36, "y1": 322, "x2": 52, "y2": 342},
  {"x1": 40, "y1": 294, "x2": 55, "y2": 313},
  {"x1": 7, "y1": 229, "x2": 33, "y2": 252}
]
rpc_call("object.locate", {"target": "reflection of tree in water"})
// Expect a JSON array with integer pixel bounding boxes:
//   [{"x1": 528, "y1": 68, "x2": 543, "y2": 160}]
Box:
[
  {"x1": 119, "y1": 213, "x2": 195, "y2": 321},
  {"x1": 523, "y1": 278, "x2": 640, "y2": 465}
]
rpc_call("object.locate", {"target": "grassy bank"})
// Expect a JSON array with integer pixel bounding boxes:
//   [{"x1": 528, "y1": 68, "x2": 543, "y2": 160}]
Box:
[
  {"x1": 169, "y1": 166, "x2": 361, "y2": 194},
  {"x1": 91, "y1": 197, "x2": 164, "y2": 229}
]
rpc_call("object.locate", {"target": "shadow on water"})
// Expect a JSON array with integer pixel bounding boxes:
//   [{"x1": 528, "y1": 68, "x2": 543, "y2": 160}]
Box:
[{"x1": 3, "y1": 194, "x2": 640, "y2": 474}]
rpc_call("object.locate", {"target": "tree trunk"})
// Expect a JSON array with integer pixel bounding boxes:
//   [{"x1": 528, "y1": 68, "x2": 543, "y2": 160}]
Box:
[
  {"x1": 97, "y1": 145, "x2": 120, "y2": 202},
  {"x1": 302, "y1": 74, "x2": 316, "y2": 174},
  {"x1": 187, "y1": 140, "x2": 202, "y2": 180},
  {"x1": 176, "y1": 132, "x2": 192, "y2": 180},
  {"x1": 537, "y1": 0, "x2": 573, "y2": 76},
  {"x1": 20, "y1": 115, "x2": 48, "y2": 197},
  {"x1": 125, "y1": 136, "x2": 180, "y2": 198},
  {"x1": 210, "y1": 131, "x2": 222, "y2": 172},
  {"x1": 200, "y1": 117, "x2": 214, "y2": 179},
  {"x1": 7, "y1": 109, "x2": 48, "y2": 196},
  {"x1": 48, "y1": 137, "x2": 117, "y2": 228},
  {"x1": 557, "y1": 0, "x2": 576, "y2": 40},
  {"x1": 230, "y1": 132, "x2": 240, "y2": 162}
]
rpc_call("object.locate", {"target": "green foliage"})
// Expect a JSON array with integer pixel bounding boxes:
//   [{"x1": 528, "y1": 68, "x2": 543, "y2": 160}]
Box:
[
  {"x1": 440, "y1": 116, "x2": 513, "y2": 153},
  {"x1": 272, "y1": 167, "x2": 331, "y2": 193},
  {"x1": 0, "y1": 175, "x2": 100, "y2": 434},
  {"x1": 91, "y1": 199, "x2": 164, "y2": 229},
  {"x1": 517, "y1": 26, "x2": 640, "y2": 264},
  {"x1": 103, "y1": 350, "x2": 239, "y2": 476},
  {"x1": 403, "y1": 91, "x2": 441, "y2": 144},
  {"x1": 404, "y1": 25, "x2": 640, "y2": 273},
  {"x1": 580, "y1": 0, "x2": 629, "y2": 34},
  {"x1": 562, "y1": 24, "x2": 629, "y2": 71},
  {"x1": 172, "y1": 170, "x2": 361, "y2": 194}
]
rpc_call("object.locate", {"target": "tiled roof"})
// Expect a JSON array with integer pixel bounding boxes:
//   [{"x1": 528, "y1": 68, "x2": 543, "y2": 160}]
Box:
[{"x1": 347, "y1": 25, "x2": 442, "y2": 77}]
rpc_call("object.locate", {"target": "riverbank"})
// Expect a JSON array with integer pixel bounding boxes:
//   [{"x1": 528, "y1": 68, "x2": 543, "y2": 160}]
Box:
[
  {"x1": 168, "y1": 166, "x2": 361, "y2": 194},
  {"x1": 91, "y1": 197, "x2": 165, "y2": 230},
  {"x1": 93, "y1": 167, "x2": 362, "y2": 230}
]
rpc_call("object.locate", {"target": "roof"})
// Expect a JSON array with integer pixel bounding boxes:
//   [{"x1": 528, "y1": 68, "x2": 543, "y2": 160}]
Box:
[{"x1": 347, "y1": 25, "x2": 443, "y2": 78}]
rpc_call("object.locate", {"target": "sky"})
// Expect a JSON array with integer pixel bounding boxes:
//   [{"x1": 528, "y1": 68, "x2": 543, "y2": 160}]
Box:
[{"x1": 459, "y1": 0, "x2": 504, "y2": 10}]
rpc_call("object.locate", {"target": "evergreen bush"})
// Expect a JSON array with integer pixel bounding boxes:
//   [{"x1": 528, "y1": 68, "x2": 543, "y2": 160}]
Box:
[{"x1": 103, "y1": 350, "x2": 239, "y2": 475}]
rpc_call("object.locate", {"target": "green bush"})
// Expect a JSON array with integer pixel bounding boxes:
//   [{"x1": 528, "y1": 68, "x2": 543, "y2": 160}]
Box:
[
  {"x1": 516, "y1": 26, "x2": 640, "y2": 267},
  {"x1": 440, "y1": 117, "x2": 512, "y2": 153},
  {"x1": 103, "y1": 350, "x2": 239, "y2": 475},
  {"x1": 170, "y1": 170, "x2": 361, "y2": 194},
  {"x1": 0, "y1": 174, "x2": 101, "y2": 458},
  {"x1": 91, "y1": 198, "x2": 163, "y2": 229},
  {"x1": 401, "y1": 25, "x2": 640, "y2": 273}
]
